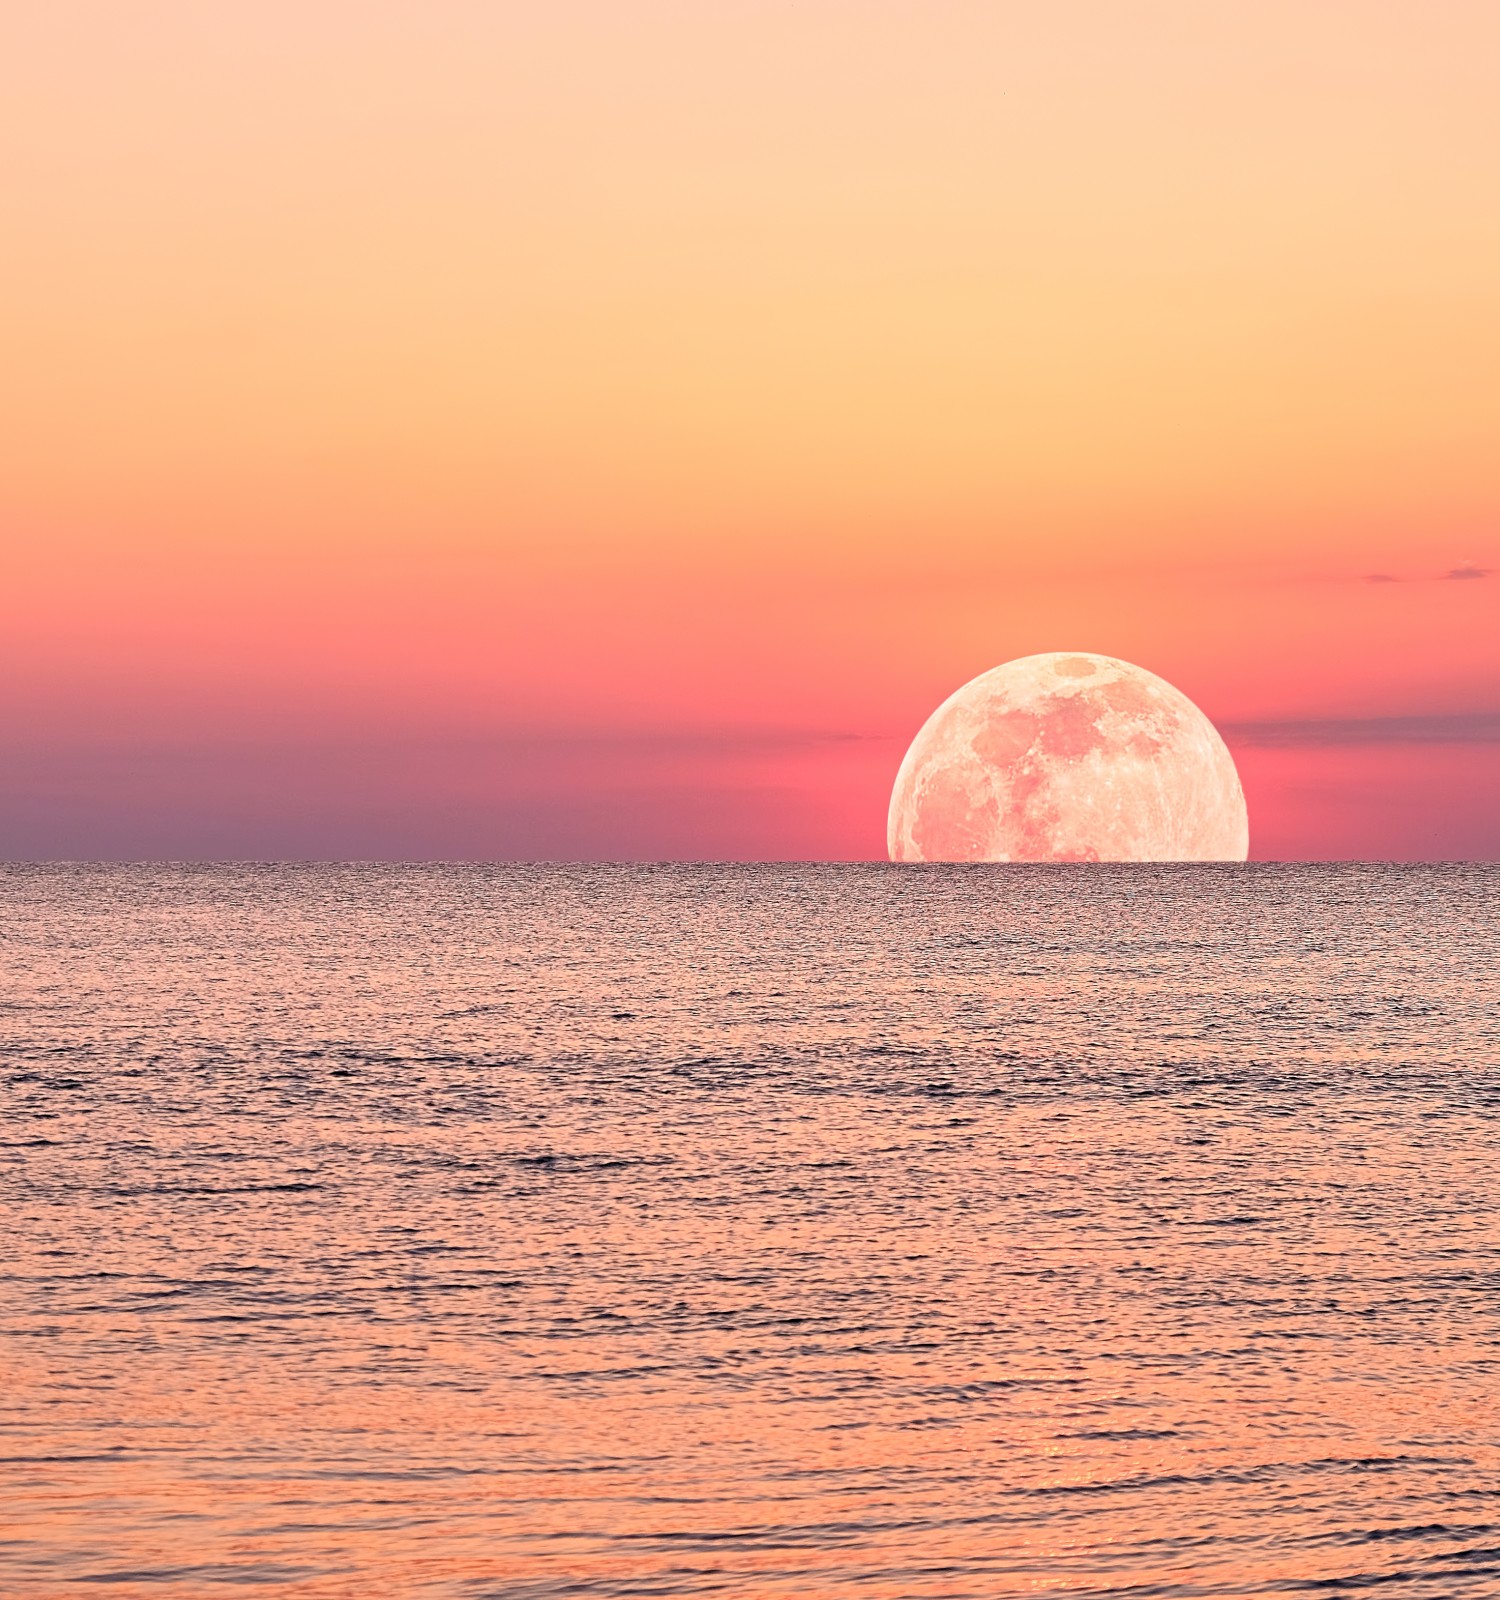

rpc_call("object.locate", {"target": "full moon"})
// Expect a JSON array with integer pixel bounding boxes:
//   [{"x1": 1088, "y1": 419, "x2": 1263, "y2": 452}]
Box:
[{"x1": 888, "y1": 653, "x2": 1248, "y2": 862}]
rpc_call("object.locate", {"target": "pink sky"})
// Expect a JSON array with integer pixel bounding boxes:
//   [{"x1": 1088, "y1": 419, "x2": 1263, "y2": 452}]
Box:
[{"x1": 3, "y1": 2, "x2": 1497, "y2": 857}]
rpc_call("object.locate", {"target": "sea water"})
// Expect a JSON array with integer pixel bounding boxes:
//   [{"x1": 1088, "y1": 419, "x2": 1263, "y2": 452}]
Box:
[{"x1": 3, "y1": 863, "x2": 1499, "y2": 1597}]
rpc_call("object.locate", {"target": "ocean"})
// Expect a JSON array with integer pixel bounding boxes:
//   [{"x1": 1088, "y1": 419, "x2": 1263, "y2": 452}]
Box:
[{"x1": 3, "y1": 863, "x2": 1499, "y2": 1597}]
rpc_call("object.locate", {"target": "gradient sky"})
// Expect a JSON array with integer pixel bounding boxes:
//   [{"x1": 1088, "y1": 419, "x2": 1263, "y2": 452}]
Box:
[{"x1": 4, "y1": 1, "x2": 1498, "y2": 858}]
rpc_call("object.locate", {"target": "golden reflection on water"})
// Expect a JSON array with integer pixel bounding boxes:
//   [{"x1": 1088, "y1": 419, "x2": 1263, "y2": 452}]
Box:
[{"x1": 3, "y1": 864, "x2": 1500, "y2": 1597}]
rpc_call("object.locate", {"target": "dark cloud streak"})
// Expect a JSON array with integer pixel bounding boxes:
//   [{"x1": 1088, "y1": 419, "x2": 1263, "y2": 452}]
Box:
[
  {"x1": 1224, "y1": 712, "x2": 1500, "y2": 748},
  {"x1": 1356, "y1": 566, "x2": 1491, "y2": 583}
]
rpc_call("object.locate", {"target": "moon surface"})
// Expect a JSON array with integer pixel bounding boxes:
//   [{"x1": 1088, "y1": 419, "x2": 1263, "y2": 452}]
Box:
[{"x1": 888, "y1": 653, "x2": 1248, "y2": 862}]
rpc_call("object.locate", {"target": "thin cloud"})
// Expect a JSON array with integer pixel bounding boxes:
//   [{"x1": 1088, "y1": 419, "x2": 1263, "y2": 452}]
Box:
[
  {"x1": 470, "y1": 729, "x2": 893, "y2": 754},
  {"x1": 1354, "y1": 565, "x2": 1492, "y2": 583},
  {"x1": 1223, "y1": 712, "x2": 1500, "y2": 748}
]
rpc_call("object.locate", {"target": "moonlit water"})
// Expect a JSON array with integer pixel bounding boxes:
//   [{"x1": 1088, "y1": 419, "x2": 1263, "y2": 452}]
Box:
[{"x1": 4, "y1": 864, "x2": 1500, "y2": 1598}]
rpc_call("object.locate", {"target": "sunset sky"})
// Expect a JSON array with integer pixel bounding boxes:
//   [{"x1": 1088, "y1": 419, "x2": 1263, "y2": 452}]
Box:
[{"x1": 4, "y1": 1, "x2": 1497, "y2": 858}]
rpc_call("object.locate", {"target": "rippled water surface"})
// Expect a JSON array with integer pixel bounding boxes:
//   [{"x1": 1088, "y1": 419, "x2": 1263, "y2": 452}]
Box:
[{"x1": 4, "y1": 864, "x2": 1500, "y2": 1597}]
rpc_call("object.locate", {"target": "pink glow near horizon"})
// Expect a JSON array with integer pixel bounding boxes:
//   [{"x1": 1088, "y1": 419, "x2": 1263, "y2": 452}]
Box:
[{"x1": 3, "y1": 3, "x2": 1498, "y2": 857}]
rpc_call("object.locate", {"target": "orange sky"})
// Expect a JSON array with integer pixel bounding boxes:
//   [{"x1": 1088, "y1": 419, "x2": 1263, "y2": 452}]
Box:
[{"x1": 3, "y1": 1, "x2": 1498, "y2": 857}]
